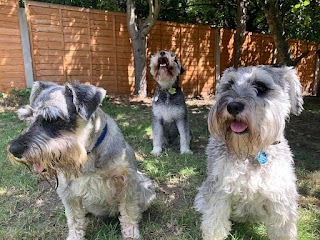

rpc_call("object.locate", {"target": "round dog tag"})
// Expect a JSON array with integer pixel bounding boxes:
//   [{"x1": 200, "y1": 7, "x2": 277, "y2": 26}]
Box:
[{"x1": 257, "y1": 151, "x2": 267, "y2": 165}]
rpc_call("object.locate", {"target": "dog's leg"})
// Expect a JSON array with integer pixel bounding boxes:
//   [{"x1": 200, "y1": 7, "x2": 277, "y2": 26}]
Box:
[
  {"x1": 265, "y1": 201, "x2": 298, "y2": 240},
  {"x1": 195, "y1": 189, "x2": 232, "y2": 240},
  {"x1": 60, "y1": 196, "x2": 88, "y2": 240},
  {"x1": 151, "y1": 117, "x2": 164, "y2": 156},
  {"x1": 118, "y1": 193, "x2": 141, "y2": 239},
  {"x1": 57, "y1": 178, "x2": 88, "y2": 240},
  {"x1": 176, "y1": 118, "x2": 192, "y2": 154}
]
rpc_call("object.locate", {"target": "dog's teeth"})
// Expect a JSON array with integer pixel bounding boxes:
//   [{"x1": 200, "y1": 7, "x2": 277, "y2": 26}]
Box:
[{"x1": 160, "y1": 64, "x2": 166, "y2": 67}]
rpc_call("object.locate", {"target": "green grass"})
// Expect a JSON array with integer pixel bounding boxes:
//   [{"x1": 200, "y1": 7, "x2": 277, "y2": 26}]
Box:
[{"x1": 0, "y1": 91, "x2": 319, "y2": 239}]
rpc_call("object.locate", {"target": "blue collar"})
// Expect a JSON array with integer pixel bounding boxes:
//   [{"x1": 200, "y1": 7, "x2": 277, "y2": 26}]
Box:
[{"x1": 87, "y1": 122, "x2": 108, "y2": 154}]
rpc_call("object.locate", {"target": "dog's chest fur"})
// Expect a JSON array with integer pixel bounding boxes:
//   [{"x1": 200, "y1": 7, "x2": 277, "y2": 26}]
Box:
[
  {"x1": 152, "y1": 90, "x2": 187, "y2": 122},
  {"x1": 60, "y1": 170, "x2": 124, "y2": 215},
  {"x1": 206, "y1": 137, "x2": 297, "y2": 221}
]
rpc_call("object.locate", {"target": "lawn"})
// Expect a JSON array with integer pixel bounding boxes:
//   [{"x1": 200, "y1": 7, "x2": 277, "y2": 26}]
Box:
[{"x1": 0, "y1": 90, "x2": 319, "y2": 240}]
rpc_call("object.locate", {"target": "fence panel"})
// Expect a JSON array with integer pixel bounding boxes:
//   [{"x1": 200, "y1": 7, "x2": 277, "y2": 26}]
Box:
[
  {"x1": 0, "y1": 0, "x2": 26, "y2": 92},
  {"x1": 26, "y1": 1, "x2": 134, "y2": 95},
  {"x1": 220, "y1": 29, "x2": 319, "y2": 94}
]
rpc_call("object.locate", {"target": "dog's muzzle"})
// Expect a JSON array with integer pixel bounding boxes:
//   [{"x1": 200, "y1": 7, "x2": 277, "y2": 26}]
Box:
[
  {"x1": 227, "y1": 101, "x2": 248, "y2": 134},
  {"x1": 8, "y1": 140, "x2": 45, "y2": 173}
]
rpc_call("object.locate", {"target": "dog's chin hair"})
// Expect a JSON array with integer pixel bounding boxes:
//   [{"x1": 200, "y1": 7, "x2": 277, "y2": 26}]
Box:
[
  {"x1": 11, "y1": 134, "x2": 87, "y2": 183},
  {"x1": 225, "y1": 133, "x2": 255, "y2": 158},
  {"x1": 153, "y1": 71, "x2": 177, "y2": 88},
  {"x1": 208, "y1": 109, "x2": 263, "y2": 157}
]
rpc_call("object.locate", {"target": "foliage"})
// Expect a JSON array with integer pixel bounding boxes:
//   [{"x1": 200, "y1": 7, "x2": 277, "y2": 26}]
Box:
[{"x1": 288, "y1": 0, "x2": 320, "y2": 42}]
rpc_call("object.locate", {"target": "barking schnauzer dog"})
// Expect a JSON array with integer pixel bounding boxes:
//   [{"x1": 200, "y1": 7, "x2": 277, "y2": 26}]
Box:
[
  {"x1": 149, "y1": 50, "x2": 192, "y2": 156},
  {"x1": 8, "y1": 81, "x2": 155, "y2": 240},
  {"x1": 194, "y1": 66, "x2": 303, "y2": 240}
]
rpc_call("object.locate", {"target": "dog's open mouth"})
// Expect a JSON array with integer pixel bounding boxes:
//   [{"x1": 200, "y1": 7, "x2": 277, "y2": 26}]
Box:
[
  {"x1": 158, "y1": 57, "x2": 169, "y2": 68},
  {"x1": 229, "y1": 120, "x2": 248, "y2": 134}
]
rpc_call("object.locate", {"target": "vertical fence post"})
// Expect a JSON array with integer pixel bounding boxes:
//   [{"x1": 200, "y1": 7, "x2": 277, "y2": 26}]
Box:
[
  {"x1": 112, "y1": 14, "x2": 118, "y2": 93},
  {"x1": 313, "y1": 48, "x2": 319, "y2": 96},
  {"x1": 87, "y1": 11, "x2": 92, "y2": 84},
  {"x1": 18, "y1": 7, "x2": 34, "y2": 88},
  {"x1": 215, "y1": 28, "x2": 221, "y2": 90},
  {"x1": 58, "y1": 8, "x2": 67, "y2": 81}
]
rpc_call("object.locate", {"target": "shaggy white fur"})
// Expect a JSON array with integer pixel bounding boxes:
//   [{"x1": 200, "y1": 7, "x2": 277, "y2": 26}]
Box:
[{"x1": 194, "y1": 65, "x2": 303, "y2": 240}]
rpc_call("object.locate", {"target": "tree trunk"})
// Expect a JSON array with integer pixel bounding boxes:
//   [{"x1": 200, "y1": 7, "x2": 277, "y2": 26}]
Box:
[
  {"x1": 132, "y1": 29, "x2": 147, "y2": 96},
  {"x1": 234, "y1": 0, "x2": 248, "y2": 68},
  {"x1": 259, "y1": 0, "x2": 293, "y2": 66},
  {"x1": 126, "y1": 0, "x2": 160, "y2": 97}
]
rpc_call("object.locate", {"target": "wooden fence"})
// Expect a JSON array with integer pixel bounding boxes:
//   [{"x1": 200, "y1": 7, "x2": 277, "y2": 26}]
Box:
[
  {"x1": 0, "y1": 0, "x2": 319, "y2": 96},
  {"x1": 0, "y1": 0, "x2": 26, "y2": 92},
  {"x1": 220, "y1": 29, "x2": 319, "y2": 94},
  {"x1": 26, "y1": 1, "x2": 134, "y2": 94}
]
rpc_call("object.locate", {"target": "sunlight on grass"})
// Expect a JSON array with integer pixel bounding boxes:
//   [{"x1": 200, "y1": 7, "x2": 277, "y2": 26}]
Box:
[
  {"x1": 298, "y1": 208, "x2": 320, "y2": 239},
  {"x1": 179, "y1": 167, "x2": 197, "y2": 177},
  {"x1": 0, "y1": 187, "x2": 7, "y2": 195}
]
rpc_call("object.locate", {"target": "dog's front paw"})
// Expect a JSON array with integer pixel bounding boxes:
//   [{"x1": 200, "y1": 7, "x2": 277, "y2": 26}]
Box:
[
  {"x1": 121, "y1": 226, "x2": 140, "y2": 239},
  {"x1": 180, "y1": 148, "x2": 193, "y2": 154},
  {"x1": 66, "y1": 234, "x2": 86, "y2": 240},
  {"x1": 150, "y1": 147, "x2": 162, "y2": 156}
]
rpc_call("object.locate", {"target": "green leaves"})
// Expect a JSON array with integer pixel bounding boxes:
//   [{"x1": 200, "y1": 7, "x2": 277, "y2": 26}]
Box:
[{"x1": 294, "y1": 0, "x2": 310, "y2": 9}]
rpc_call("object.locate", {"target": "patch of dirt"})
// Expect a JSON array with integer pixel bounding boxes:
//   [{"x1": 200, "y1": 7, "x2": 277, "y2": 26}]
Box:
[{"x1": 107, "y1": 95, "x2": 215, "y2": 107}]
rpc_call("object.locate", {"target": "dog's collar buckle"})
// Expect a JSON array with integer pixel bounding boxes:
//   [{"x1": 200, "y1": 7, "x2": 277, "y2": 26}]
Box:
[{"x1": 87, "y1": 122, "x2": 108, "y2": 154}]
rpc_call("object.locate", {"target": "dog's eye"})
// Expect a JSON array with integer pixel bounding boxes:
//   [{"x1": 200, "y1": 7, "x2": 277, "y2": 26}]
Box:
[
  {"x1": 255, "y1": 82, "x2": 269, "y2": 96},
  {"x1": 226, "y1": 80, "x2": 234, "y2": 90},
  {"x1": 43, "y1": 117, "x2": 62, "y2": 124}
]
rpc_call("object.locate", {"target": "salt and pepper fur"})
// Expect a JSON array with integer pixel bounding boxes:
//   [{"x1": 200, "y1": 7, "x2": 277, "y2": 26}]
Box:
[
  {"x1": 150, "y1": 50, "x2": 192, "y2": 156},
  {"x1": 8, "y1": 81, "x2": 155, "y2": 240},
  {"x1": 194, "y1": 65, "x2": 303, "y2": 240}
]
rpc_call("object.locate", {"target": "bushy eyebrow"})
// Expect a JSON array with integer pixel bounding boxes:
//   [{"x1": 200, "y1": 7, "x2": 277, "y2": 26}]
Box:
[{"x1": 38, "y1": 106, "x2": 69, "y2": 121}]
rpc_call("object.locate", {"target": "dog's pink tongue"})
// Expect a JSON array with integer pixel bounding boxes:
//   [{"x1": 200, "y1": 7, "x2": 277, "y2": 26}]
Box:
[
  {"x1": 33, "y1": 163, "x2": 44, "y2": 173},
  {"x1": 230, "y1": 121, "x2": 247, "y2": 133}
]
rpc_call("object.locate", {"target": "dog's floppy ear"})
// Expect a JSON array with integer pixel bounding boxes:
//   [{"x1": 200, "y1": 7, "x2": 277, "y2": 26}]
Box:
[
  {"x1": 30, "y1": 81, "x2": 58, "y2": 104},
  {"x1": 18, "y1": 81, "x2": 58, "y2": 120},
  {"x1": 283, "y1": 67, "x2": 304, "y2": 115},
  {"x1": 65, "y1": 81, "x2": 106, "y2": 120}
]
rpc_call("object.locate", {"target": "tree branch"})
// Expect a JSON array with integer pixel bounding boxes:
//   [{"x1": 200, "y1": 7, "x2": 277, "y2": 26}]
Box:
[
  {"x1": 142, "y1": 0, "x2": 160, "y2": 36},
  {"x1": 292, "y1": 50, "x2": 310, "y2": 66},
  {"x1": 126, "y1": 0, "x2": 138, "y2": 39}
]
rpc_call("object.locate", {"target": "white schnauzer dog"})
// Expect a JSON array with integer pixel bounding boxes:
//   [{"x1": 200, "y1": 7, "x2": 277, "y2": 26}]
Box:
[
  {"x1": 149, "y1": 50, "x2": 192, "y2": 156},
  {"x1": 8, "y1": 81, "x2": 155, "y2": 240},
  {"x1": 194, "y1": 65, "x2": 304, "y2": 240}
]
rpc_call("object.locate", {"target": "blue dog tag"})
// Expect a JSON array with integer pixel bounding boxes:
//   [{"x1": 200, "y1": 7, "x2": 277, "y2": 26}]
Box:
[{"x1": 257, "y1": 151, "x2": 267, "y2": 165}]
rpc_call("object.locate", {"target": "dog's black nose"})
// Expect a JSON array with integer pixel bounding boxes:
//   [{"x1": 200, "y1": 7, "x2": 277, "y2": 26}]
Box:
[
  {"x1": 9, "y1": 142, "x2": 27, "y2": 159},
  {"x1": 160, "y1": 51, "x2": 165, "y2": 56},
  {"x1": 227, "y1": 101, "x2": 244, "y2": 116}
]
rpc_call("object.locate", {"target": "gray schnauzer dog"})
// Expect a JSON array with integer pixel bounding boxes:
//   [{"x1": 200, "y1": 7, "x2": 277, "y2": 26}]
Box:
[
  {"x1": 8, "y1": 81, "x2": 155, "y2": 240},
  {"x1": 149, "y1": 50, "x2": 192, "y2": 156},
  {"x1": 194, "y1": 65, "x2": 303, "y2": 240}
]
